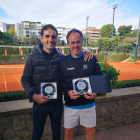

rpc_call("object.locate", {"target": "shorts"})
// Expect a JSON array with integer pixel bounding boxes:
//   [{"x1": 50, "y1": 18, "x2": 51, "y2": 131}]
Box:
[{"x1": 64, "y1": 105, "x2": 96, "y2": 128}]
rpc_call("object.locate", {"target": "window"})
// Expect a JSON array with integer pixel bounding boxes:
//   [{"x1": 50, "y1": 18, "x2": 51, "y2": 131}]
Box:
[
  {"x1": 19, "y1": 32, "x2": 23, "y2": 34},
  {"x1": 33, "y1": 26, "x2": 37, "y2": 28},
  {"x1": 26, "y1": 32, "x2": 29, "y2": 34},
  {"x1": 25, "y1": 28, "x2": 29, "y2": 31}
]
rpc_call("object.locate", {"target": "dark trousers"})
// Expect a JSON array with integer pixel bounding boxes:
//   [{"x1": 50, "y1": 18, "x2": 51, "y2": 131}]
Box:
[{"x1": 32, "y1": 101, "x2": 63, "y2": 140}]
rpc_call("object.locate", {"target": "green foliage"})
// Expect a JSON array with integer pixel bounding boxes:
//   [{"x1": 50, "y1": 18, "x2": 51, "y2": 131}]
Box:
[
  {"x1": 0, "y1": 55, "x2": 27, "y2": 64},
  {"x1": 0, "y1": 91, "x2": 28, "y2": 102},
  {"x1": 99, "y1": 60, "x2": 120, "y2": 88},
  {"x1": 96, "y1": 38, "x2": 116, "y2": 54},
  {"x1": 0, "y1": 31, "x2": 13, "y2": 44},
  {"x1": 6, "y1": 24, "x2": 15, "y2": 31},
  {"x1": 8, "y1": 26, "x2": 15, "y2": 35},
  {"x1": 83, "y1": 34, "x2": 90, "y2": 46},
  {"x1": 131, "y1": 56, "x2": 140, "y2": 60},
  {"x1": 7, "y1": 47, "x2": 19, "y2": 55},
  {"x1": 112, "y1": 79, "x2": 140, "y2": 89},
  {"x1": 103, "y1": 55, "x2": 129, "y2": 62},
  {"x1": 100, "y1": 24, "x2": 116, "y2": 38},
  {"x1": 126, "y1": 30, "x2": 137, "y2": 37},
  {"x1": 29, "y1": 35, "x2": 40, "y2": 45},
  {"x1": 118, "y1": 25, "x2": 132, "y2": 36},
  {"x1": 124, "y1": 40, "x2": 134, "y2": 45},
  {"x1": 23, "y1": 48, "x2": 32, "y2": 55},
  {"x1": 64, "y1": 48, "x2": 70, "y2": 54},
  {"x1": 0, "y1": 47, "x2": 5, "y2": 55},
  {"x1": 61, "y1": 40, "x2": 65, "y2": 46},
  {"x1": 113, "y1": 35, "x2": 125, "y2": 43},
  {"x1": 116, "y1": 43, "x2": 133, "y2": 55}
]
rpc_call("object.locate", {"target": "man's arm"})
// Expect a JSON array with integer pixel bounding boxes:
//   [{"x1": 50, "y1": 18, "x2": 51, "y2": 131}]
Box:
[
  {"x1": 83, "y1": 49, "x2": 93, "y2": 61},
  {"x1": 21, "y1": 55, "x2": 35, "y2": 102},
  {"x1": 21, "y1": 55, "x2": 50, "y2": 103}
]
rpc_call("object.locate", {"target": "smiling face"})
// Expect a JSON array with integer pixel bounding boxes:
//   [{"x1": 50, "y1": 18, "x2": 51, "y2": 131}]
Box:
[
  {"x1": 68, "y1": 32, "x2": 83, "y2": 58},
  {"x1": 40, "y1": 28, "x2": 57, "y2": 53}
]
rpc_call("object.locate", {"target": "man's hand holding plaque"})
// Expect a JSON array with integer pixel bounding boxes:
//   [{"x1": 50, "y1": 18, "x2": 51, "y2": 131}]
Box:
[
  {"x1": 68, "y1": 90, "x2": 80, "y2": 99},
  {"x1": 41, "y1": 83, "x2": 57, "y2": 99},
  {"x1": 33, "y1": 94, "x2": 50, "y2": 104},
  {"x1": 84, "y1": 92, "x2": 97, "y2": 99}
]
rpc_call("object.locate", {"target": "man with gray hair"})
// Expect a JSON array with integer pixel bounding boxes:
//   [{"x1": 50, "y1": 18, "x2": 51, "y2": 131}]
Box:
[{"x1": 61, "y1": 28, "x2": 106, "y2": 140}]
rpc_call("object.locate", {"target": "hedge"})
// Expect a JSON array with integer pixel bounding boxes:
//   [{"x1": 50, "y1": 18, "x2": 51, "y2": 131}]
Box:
[
  {"x1": 6, "y1": 48, "x2": 19, "y2": 55},
  {"x1": 112, "y1": 79, "x2": 140, "y2": 89},
  {"x1": 103, "y1": 55, "x2": 129, "y2": 62},
  {"x1": 23, "y1": 48, "x2": 32, "y2": 55},
  {"x1": 64, "y1": 48, "x2": 70, "y2": 54},
  {"x1": 0, "y1": 91, "x2": 28, "y2": 102},
  {"x1": 0, "y1": 47, "x2": 5, "y2": 55},
  {"x1": 0, "y1": 79, "x2": 140, "y2": 102},
  {"x1": 131, "y1": 56, "x2": 140, "y2": 60},
  {"x1": 0, "y1": 55, "x2": 27, "y2": 64}
]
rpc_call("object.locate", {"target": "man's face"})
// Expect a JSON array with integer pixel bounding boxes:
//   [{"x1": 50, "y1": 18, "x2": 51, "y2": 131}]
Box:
[
  {"x1": 68, "y1": 32, "x2": 83, "y2": 58},
  {"x1": 40, "y1": 28, "x2": 57, "y2": 53}
]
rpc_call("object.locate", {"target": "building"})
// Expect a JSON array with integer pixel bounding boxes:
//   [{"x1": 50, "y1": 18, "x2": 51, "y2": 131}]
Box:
[
  {"x1": 15, "y1": 21, "x2": 46, "y2": 38},
  {"x1": 56, "y1": 24, "x2": 73, "y2": 43},
  {"x1": 0, "y1": 22, "x2": 7, "y2": 32},
  {"x1": 81, "y1": 27, "x2": 100, "y2": 41}
]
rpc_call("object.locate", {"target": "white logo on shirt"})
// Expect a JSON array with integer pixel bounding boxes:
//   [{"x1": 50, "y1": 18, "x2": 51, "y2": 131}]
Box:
[
  {"x1": 83, "y1": 65, "x2": 88, "y2": 70},
  {"x1": 67, "y1": 67, "x2": 75, "y2": 70}
]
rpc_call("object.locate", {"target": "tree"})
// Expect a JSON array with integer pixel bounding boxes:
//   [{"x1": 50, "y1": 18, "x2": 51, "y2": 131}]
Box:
[
  {"x1": 0, "y1": 31, "x2": 13, "y2": 44},
  {"x1": 83, "y1": 34, "x2": 90, "y2": 46},
  {"x1": 61, "y1": 40, "x2": 65, "y2": 46},
  {"x1": 88, "y1": 37, "x2": 94, "y2": 46},
  {"x1": 6, "y1": 24, "x2": 15, "y2": 30},
  {"x1": 96, "y1": 38, "x2": 116, "y2": 54},
  {"x1": 13, "y1": 35, "x2": 18, "y2": 43},
  {"x1": 116, "y1": 43, "x2": 133, "y2": 55},
  {"x1": 22, "y1": 35, "x2": 29, "y2": 45},
  {"x1": 118, "y1": 25, "x2": 132, "y2": 36},
  {"x1": 29, "y1": 35, "x2": 40, "y2": 45},
  {"x1": 114, "y1": 35, "x2": 125, "y2": 44},
  {"x1": 8, "y1": 26, "x2": 15, "y2": 35},
  {"x1": 125, "y1": 30, "x2": 137, "y2": 37},
  {"x1": 100, "y1": 24, "x2": 116, "y2": 38}
]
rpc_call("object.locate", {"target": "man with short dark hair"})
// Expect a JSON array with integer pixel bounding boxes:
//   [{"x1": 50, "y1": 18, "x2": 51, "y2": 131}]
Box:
[
  {"x1": 61, "y1": 28, "x2": 106, "y2": 140},
  {"x1": 21, "y1": 24, "x2": 93, "y2": 140}
]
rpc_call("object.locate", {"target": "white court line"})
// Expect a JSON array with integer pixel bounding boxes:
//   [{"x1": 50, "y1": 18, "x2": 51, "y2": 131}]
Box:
[
  {"x1": 2, "y1": 69, "x2": 7, "y2": 92},
  {"x1": 10, "y1": 68, "x2": 21, "y2": 85},
  {"x1": 0, "y1": 67, "x2": 24, "y2": 68}
]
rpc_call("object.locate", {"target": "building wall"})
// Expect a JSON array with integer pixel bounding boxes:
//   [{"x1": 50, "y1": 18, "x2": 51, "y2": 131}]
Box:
[
  {"x1": 56, "y1": 24, "x2": 73, "y2": 43},
  {"x1": 15, "y1": 21, "x2": 46, "y2": 38},
  {"x1": 0, "y1": 22, "x2": 7, "y2": 32},
  {"x1": 81, "y1": 27, "x2": 100, "y2": 41}
]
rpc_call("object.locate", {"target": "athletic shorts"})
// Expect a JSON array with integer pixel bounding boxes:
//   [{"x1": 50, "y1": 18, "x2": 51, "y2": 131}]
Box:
[{"x1": 64, "y1": 105, "x2": 96, "y2": 128}]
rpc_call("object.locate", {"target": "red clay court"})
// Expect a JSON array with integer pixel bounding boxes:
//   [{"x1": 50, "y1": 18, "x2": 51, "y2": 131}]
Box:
[{"x1": 0, "y1": 62, "x2": 140, "y2": 92}]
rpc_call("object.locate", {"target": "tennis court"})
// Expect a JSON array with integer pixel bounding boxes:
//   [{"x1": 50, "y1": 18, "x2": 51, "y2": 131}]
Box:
[{"x1": 0, "y1": 63, "x2": 140, "y2": 92}]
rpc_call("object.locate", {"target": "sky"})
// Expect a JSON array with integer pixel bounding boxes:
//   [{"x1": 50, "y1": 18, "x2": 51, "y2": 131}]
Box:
[{"x1": 0, "y1": 0, "x2": 140, "y2": 30}]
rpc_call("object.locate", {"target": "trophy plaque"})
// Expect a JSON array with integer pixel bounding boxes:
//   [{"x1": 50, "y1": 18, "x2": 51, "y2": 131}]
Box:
[
  {"x1": 72, "y1": 77, "x2": 92, "y2": 95},
  {"x1": 41, "y1": 82, "x2": 57, "y2": 99}
]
